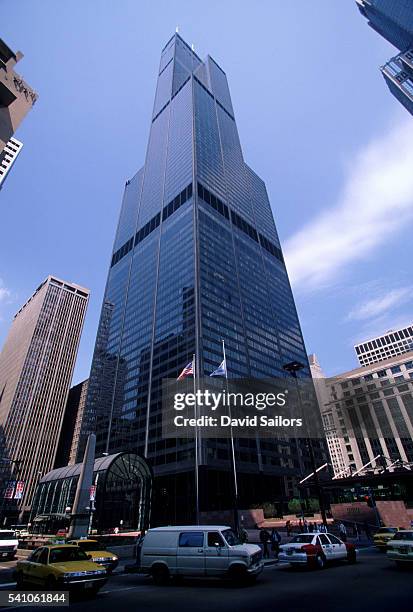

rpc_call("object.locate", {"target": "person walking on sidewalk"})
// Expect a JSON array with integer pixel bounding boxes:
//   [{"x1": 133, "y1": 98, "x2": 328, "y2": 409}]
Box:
[
  {"x1": 338, "y1": 522, "x2": 347, "y2": 542},
  {"x1": 270, "y1": 528, "x2": 282, "y2": 557},
  {"x1": 260, "y1": 528, "x2": 271, "y2": 558},
  {"x1": 286, "y1": 520, "x2": 291, "y2": 536}
]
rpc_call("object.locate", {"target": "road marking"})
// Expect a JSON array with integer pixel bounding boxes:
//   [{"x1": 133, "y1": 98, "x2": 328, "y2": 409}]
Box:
[{"x1": 101, "y1": 585, "x2": 154, "y2": 595}]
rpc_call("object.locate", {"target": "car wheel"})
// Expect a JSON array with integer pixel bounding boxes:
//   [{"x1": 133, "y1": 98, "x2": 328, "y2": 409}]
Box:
[
  {"x1": 228, "y1": 565, "x2": 248, "y2": 585},
  {"x1": 15, "y1": 571, "x2": 25, "y2": 588},
  {"x1": 315, "y1": 554, "x2": 326, "y2": 570},
  {"x1": 347, "y1": 549, "x2": 357, "y2": 564},
  {"x1": 45, "y1": 576, "x2": 56, "y2": 591},
  {"x1": 151, "y1": 564, "x2": 170, "y2": 586}
]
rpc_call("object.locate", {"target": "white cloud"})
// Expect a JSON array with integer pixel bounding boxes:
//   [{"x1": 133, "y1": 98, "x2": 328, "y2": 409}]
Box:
[
  {"x1": 0, "y1": 283, "x2": 11, "y2": 304},
  {"x1": 0, "y1": 280, "x2": 13, "y2": 323},
  {"x1": 347, "y1": 287, "x2": 412, "y2": 321},
  {"x1": 284, "y1": 117, "x2": 413, "y2": 292}
]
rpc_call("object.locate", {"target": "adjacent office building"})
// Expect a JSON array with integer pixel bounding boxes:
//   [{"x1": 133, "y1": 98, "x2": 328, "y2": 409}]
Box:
[
  {"x1": 311, "y1": 351, "x2": 413, "y2": 477},
  {"x1": 54, "y1": 379, "x2": 89, "y2": 468},
  {"x1": 0, "y1": 276, "x2": 89, "y2": 519},
  {"x1": 357, "y1": 0, "x2": 413, "y2": 114},
  {"x1": 0, "y1": 137, "x2": 23, "y2": 189},
  {"x1": 0, "y1": 38, "x2": 37, "y2": 153},
  {"x1": 80, "y1": 33, "x2": 326, "y2": 525},
  {"x1": 354, "y1": 323, "x2": 413, "y2": 367}
]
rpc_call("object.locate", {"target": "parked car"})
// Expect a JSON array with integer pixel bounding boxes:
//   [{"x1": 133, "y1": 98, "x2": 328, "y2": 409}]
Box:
[
  {"x1": 68, "y1": 539, "x2": 118, "y2": 572},
  {"x1": 11, "y1": 525, "x2": 29, "y2": 538},
  {"x1": 386, "y1": 530, "x2": 413, "y2": 566},
  {"x1": 14, "y1": 545, "x2": 108, "y2": 594},
  {"x1": 139, "y1": 525, "x2": 263, "y2": 584},
  {"x1": 278, "y1": 532, "x2": 357, "y2": 569},
  {"x1": 0, "y1": 529, "x2": 19, "y2": 560},
  {"x1": 373, "y1": 527, "x2": 399, "y2": 551},
  {"x1": 55, "y1": 528, "x2": 68, "y2": 538}
]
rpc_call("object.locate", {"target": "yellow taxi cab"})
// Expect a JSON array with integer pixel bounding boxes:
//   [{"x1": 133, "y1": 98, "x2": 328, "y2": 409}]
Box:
[
  {"x1": 14, "y1": 544, "x2": 107, "y2": 594},
  {"x1": 68, "y1": 539, "x2": 118, "y2": 572},
  {"x1": 373, "y1": 527, "x2": 399, "y2": 551}
]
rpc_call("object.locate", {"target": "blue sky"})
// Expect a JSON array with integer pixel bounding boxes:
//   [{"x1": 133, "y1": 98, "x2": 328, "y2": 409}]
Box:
[{"x1": 1, "y1": 0, "x2": 413, "y2": 382}]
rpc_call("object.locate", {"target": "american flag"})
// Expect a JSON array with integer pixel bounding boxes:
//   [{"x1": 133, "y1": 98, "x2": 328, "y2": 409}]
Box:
[{"x1": 177, "y1": 360, "x2": 194, "y2": 380}]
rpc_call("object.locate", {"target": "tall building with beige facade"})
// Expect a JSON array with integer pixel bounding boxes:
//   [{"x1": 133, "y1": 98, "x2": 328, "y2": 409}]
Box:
[
  {"x1": 354, "y1": 323, "x2": 413, "y2": 367},
  {"x1": 0, "y1": 276, "x2": 89, "y2": 519},
  {"x1": 311, "y1": 351, "x2": 413, "y2": 477},
  {"x1": 0, "y1": 38, "x2": 37, "y2": 154}
]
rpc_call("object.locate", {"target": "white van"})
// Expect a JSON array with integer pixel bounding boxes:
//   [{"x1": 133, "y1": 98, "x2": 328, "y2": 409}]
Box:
[
  {"x1": 0, "y1": 530, "x2": 19, "y2": 560},
  {"x1": 140, "y1": 525, "x2": 263, "y2": 584}
]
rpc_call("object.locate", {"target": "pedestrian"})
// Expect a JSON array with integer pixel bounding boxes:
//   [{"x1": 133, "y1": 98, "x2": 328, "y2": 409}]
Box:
[
  {"x1": 240, "y1": 527, "x2": 249, "y2": 543},
  {"x1": 260, "y1": 528, "x2": 271, "y2": 558},
  {"x1": 338, "y1": 522, "x2": 347, "y2": 542},
  {"x1": 286, "y1": 520, "x2": 291, "y2": 536},
  {"x1": 303, "y1": 518, "x2": 308, "y2": 533},
  {"x1": 309, "y1": 522, "x2": 313, "y2": 533},
  {"x1": 270, "y1": 528, "x2": 282, "y2": 557},
  {"x1": 298, "y1": 519, "x2": 303, "y2": 532}
]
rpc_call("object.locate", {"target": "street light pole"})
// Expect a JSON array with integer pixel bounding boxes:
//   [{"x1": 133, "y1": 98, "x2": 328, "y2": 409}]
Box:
[{"x1": 282, "y1": 361, "x2": 328, "y2": 527}]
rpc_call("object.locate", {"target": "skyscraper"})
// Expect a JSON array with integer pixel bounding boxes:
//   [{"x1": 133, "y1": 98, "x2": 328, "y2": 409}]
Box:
[
  {"x1": 0, "y1": 38, "x2": 37, "y2": 153},
  {"x1": 357, "y1": 0, "x2": 413, "y2": 114},
  {"x1": 0, "y1": 276, "x2": 89, "y2": 519},
  {"x1": 55, "y1": 379, "x2": 89, "y2": 468},
  {"x1": 0, "y1": 137, "x2": 23, "y2": 190},
  {"x1": 354, "y1": 323, "x2": 413, "y2": 366},
  {"x1": 82, "y1": 34, "x2": 324, "y2": 523}
]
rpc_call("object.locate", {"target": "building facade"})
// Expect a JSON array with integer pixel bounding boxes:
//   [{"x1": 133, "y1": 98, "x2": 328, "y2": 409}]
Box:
[
  {"x1": 81, "y1": 34, "x2": 325, "y2": 523},
  {"x1": 312, "y1": 351, "x2": 413, "y2": 477},
  {"x1": 0, "y1": 38, "x2": 37, "y2": 153},
  {"x1": 54, "y1": 379, "x2": 89, "y2": 468},
  {"x1": 357, "y1": 0, "x2": 413, "y2": 114},
  {"x1": 0, "y1": 276, "x2": 89, "y2": 518},
  {"x1": 0, "y1": 137, "x2": 23, "y2": 189},
  {"x1": 354, "y1": 323, "x2": 413, "y2": 366}
]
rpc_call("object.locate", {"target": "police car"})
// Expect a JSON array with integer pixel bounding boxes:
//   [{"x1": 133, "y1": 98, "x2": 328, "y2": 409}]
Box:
[{"x1": 278, "y1": 532, "x2": 357, "y2": 569}]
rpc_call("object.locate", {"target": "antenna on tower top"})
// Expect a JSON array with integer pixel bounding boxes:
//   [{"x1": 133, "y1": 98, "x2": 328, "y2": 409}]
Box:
[{"x1": 175, "y1": 26, "x2": 179, "y2": 33}]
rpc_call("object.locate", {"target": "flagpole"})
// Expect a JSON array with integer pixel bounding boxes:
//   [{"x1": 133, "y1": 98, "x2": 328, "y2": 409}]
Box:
[
  {"x1": 222, "y1": 340, "x2": 239, "y2": 535},
  {"x1": 193, "y1": 352, "x2": 200, "y2": 525}
]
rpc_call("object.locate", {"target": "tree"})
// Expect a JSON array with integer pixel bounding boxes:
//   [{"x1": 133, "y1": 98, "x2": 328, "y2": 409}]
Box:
[
  {"x1": 288, "y1": 498, "x2": 302, "y2": 514},
  {"x1": 307, "y1": 498, "x2": 320, "y2": 512}
]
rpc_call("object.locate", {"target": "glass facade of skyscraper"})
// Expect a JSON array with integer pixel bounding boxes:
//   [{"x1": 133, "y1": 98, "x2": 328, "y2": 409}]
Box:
[
  {"x1": 81, "y1": 34, "x2": 325, "y2": 524},
  {"x1": 357, "y1": 0, "x2": 413, "y2": 115}
]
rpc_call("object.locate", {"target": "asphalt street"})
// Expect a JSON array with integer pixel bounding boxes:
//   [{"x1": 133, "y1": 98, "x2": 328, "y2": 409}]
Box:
[{"x1": 0, "y1": 548, "x2": 412, "y2": 612}]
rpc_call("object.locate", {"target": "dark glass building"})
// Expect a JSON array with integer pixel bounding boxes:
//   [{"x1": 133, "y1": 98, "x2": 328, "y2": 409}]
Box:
[
  {"x1": 81, "y1": 34, "x2": 325, "y2": 524},
  {"x1": 357, "y1": 0, "x2": 413, "y2": 114}
]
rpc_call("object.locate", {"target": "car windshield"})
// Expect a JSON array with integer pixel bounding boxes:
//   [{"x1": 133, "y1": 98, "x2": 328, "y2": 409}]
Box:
[
  {"x1": 378, "y1": 528, "x2": 397, "y2": 533},
  {"x1": 0, "y1": 532, "x2": 15, "y2": 540},
  {"x1": 77, "y1": 541, "x2": 105, "y2": 552},
  {"x1": 395, "y1": 532, "x2": 413, "y2": 541},
  {"x1": 49, "y1": 547, "x2": 89, "y2": 563},
  {"x1": 222, "y1": 529, "x2": 241, "y2": 546},
  {"x1": 290, "y1": 535, "x2": 314, "y2": 543}
]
